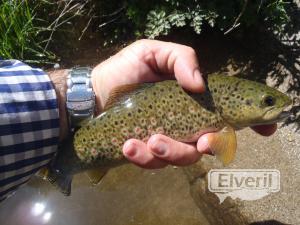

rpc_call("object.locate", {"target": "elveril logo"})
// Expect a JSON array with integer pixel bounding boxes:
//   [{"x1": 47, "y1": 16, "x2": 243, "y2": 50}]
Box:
[{"x1": 208, "y1": 169, "x2": 280, "y2": 203}]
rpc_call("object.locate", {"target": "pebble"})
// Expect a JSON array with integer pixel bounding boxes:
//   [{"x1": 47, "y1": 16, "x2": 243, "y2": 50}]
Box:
[{"x1": 287, "y1": 133, "x2": 295, "y2": 142}]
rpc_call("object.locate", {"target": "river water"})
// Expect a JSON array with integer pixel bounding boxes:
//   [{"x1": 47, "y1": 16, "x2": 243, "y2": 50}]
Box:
[{"x1": 0, "y1": 165, "x2": 210, "y2": 225}]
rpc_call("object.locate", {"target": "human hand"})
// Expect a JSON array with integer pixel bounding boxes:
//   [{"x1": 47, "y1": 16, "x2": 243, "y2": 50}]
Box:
[{"x1": 91, "y1": 39, "x2": 276, "y2": 169}]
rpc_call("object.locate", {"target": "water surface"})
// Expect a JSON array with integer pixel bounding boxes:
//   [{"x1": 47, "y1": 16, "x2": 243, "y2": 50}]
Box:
[{"x1": 0, "y1": 165, "x2": 209, "y2": 225}]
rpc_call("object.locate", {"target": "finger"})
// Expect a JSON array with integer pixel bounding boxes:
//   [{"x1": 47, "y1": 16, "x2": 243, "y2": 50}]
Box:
[
  {"x1": 147, "y1": 134, "x2": 202, "y2": 166},
  {"x1": 251, "y1": 124, "x2": 277, "y2": 136},
  {"x1": 133, "y1": 40, "x2": 205, "y2": 93},
  {"x1": 196, "y1": 133, "x2": 215, "y2": 155},
  {"x1": 123, "y1": 139, "x2": 167, "y2": 169}
]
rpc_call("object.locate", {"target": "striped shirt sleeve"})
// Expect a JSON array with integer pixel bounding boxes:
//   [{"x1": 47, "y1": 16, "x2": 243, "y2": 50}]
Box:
[{"x1": 0, "y1": 60, "x2": 60, "y2": 200}]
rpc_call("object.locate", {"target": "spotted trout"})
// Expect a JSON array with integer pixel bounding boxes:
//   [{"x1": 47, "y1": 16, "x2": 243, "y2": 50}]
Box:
[{"x1": 45, "y1": 74, "x2": 292, "y2": 195}]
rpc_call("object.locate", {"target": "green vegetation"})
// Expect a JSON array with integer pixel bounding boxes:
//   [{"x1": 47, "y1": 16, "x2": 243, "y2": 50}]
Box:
[
  {"x1": 0, "y1": 0, "x2": 293, "y2": 64},
  {"x1": 126, "y1": 0, "x2": 291, "y2": 38},
  {"x1": 0, "y1": 0, "x2": 54, "y2": 63},
  {"x1": 0, "y1": 0, "x2": 91, "y2": 63}
]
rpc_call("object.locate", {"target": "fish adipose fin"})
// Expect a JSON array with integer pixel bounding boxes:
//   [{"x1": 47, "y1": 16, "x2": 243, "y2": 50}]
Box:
[
  {"x1": 85, "y1": 168, "x2": 108, "y2": 185},
  {"x1": 207, "y1": 126, "x2": 237, "y2": 165},
  {"x1": 47, "y1": 168, "x2": 73, "y2": 196}
]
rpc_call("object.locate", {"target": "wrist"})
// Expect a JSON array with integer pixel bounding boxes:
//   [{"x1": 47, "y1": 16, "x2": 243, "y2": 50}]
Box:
[
  {"x1": 48, "y1": 69, "x2": 69, "y2": 141},
  {"x1": 91, "y1": 64, "x2": 105, "y2": 115}
]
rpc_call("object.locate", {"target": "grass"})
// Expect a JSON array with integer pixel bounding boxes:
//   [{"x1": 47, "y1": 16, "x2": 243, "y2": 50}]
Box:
[
  {"x1": 0, "y1": 0, "x2": 89, "y2": 64},
  {"x1": 0, "y1": 0, "x2": 56, "y2": 63}
]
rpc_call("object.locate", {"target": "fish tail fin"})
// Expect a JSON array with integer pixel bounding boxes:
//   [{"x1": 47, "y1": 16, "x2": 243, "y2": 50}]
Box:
[{"x1": 47, "y1": 168, "x2": 73, "y2": 196}]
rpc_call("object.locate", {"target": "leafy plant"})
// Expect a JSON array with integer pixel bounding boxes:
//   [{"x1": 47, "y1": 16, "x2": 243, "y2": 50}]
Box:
[
  {"x1": 0, "y1": 0, "x2": 293, "y2": 64},
  {"x1": 124, "y1": 0, "x2": 291, "y2": 39}
]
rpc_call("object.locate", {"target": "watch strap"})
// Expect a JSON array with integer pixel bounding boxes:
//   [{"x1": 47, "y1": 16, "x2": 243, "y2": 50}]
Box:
[{"x1": 66, "y1": 67, "x2": 95, "y2": 131}]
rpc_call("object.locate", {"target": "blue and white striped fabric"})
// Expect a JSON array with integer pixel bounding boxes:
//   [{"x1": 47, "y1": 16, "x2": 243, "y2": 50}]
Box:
[{"x1": 0, "y1": 60, "x2": 59, "y2": 201}]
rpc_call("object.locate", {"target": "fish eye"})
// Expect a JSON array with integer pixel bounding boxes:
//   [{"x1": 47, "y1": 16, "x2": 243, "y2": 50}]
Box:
[{"x1": 263, "y1": 95, "x2": 276, "y2": 107}]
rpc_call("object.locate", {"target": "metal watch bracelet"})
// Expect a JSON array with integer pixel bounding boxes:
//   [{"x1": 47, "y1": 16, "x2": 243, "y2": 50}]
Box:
[{"x1": 66, "y1": 67, "x2": 95, "y2": 132}]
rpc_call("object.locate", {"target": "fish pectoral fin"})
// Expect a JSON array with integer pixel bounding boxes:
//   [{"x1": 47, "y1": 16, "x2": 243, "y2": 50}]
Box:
[
  {"x1": 85, "y1": 168, "x2": 108, "y2": 185},
  {"x1": 207, "y1": 126, "x2": 237, "y2": 166},
  {"x1": 47, "y1": 169, "x2": 73, "y2": 196}
]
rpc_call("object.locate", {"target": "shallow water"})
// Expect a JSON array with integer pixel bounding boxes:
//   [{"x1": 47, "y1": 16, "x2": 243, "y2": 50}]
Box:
[{"x1": 0, "y1": 165, "x2": 210, "y2": 225}]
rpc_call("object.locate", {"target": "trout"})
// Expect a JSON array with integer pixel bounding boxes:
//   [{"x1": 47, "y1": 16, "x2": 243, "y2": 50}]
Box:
[{"x1": 45, "y1": 74, "x2": 292, "y2": 195}]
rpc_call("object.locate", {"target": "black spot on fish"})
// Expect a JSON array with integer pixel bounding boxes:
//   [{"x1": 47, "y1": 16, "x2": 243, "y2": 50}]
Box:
[{"x1": 246, "y1": 99, "x2": 253, "y2": 106}]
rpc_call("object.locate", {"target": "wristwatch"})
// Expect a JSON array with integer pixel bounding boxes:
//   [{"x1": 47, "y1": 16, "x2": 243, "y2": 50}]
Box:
[{"x1": 66, "y1": 67, "x2": 95, "y2": 132}]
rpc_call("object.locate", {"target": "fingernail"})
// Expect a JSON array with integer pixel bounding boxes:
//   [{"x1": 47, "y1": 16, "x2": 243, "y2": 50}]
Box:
[
  {"x1": 152, "y1": 141, "x2": 168, "y2": 155},
  {"x1": 124, "y1": 146, "x2": 137, "y2": 157},
  {"x1": 193, "y1": 69, "x2": 205, "y2": 92}
]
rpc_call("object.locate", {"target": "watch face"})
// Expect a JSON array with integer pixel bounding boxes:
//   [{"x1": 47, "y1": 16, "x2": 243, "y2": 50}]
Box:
[{"x1": 67, "y1": 100, "x2": 95, "y2": 112}]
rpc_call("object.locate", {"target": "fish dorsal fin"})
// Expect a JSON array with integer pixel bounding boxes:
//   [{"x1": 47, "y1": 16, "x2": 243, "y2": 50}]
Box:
[
  {"x1": 85, "y1": 168, "x2": 108, "y2": 185},
  {"x1": 104, "y1": 83, "x2": 152, "y2": 111},
  {"x1": 207, "y1": 126, "x2": 237, "y2": 165}
]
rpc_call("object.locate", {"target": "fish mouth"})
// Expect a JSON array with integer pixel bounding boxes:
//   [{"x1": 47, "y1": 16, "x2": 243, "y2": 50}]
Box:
[
  {"x1": 273, "y1": 101, "x2": 293, "y2": 122},
  {"x1": 263, "y1": 106, "x2": 292, "y2": 124}
]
